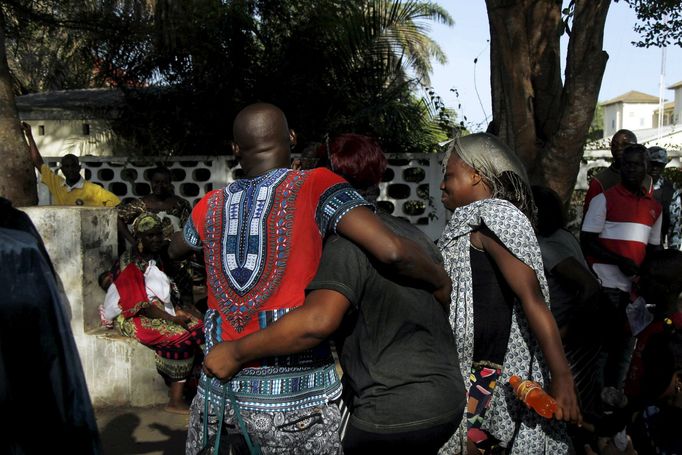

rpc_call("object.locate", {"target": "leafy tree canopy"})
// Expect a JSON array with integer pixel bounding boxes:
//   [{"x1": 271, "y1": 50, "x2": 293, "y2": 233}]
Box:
[
  {"x1": 620, "y1": 0, "x2": 682, "y2": 47},
  {"x1": 5, "y1": 0, "x2": 457, "y2": 156}
]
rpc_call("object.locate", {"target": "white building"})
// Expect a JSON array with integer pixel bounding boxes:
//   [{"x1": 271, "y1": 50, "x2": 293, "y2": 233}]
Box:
[
  {"x1": 17, "y1": 88, "x2": 123, "y2": 157},
  {"x1": 601, "y1": 90, "x2": 660, "y2": 139},
  {"x1": 668, "y1": 80, "x2": 682, "y2": 125},
  {"x1": 598, "y1": 83, "x2": 682, "y2": 154}
]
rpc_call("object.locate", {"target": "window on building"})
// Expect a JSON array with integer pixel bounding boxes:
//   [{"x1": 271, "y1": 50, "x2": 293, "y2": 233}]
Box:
[
  {"x1": 640, "y1": 118, "x2": 645, "y2": 126},
  {"x1": 82, "y1": 123, "x2": 90, "y2": 136},
  {"x1": 38, "y1": 125, "x2": 45, "y2": 136},
  {"x1": 611, "y1": 119, "x2": 615, "y2": 129}
]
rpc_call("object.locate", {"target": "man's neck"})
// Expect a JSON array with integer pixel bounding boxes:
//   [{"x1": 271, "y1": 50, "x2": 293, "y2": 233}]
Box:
[
  {"x1": 622, "y1": 182, "x2": 645, "y2": 196},
  {"x1": 65, "y1": 177, "x2": 82, "y2": 187},
  {"x1": 242, "y1": 161, "x2": 290, "y2": 178},
  {"x1": 151, "y1": 193, "x2": 171, "y2": 202}
]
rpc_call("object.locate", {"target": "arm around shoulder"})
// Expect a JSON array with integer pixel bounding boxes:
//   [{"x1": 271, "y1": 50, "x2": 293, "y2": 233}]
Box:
[{"x1": 335, "y1": 206, "x2": 451, "y2": 308}]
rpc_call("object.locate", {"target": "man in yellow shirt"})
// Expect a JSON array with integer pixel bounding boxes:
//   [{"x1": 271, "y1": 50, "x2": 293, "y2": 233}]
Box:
[{"x1": 22, "y1": 122, "x2": 120, "y2": 207}]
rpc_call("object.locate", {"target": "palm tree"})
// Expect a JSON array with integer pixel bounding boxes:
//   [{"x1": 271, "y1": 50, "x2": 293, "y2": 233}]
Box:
[
  {"x1": 336, "y1": 0, "x2": 453, "y2": 86},
  {"x1": 323, "y1": 0, "x2": 454, "y2": 152}
]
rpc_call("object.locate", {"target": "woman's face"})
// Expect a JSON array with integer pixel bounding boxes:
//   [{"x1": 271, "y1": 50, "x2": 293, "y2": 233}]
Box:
[
  {"x1": 138, "y1": 226, "x2": 165, "y2": 253},
  {"x1": 440, "y1": 154, "x2": 480, "y2": 210}
]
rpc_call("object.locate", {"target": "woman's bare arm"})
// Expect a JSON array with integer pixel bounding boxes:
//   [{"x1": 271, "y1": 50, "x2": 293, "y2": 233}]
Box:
[{"x1": 476, "y1": 230, "x2": 582, "y2": 425}]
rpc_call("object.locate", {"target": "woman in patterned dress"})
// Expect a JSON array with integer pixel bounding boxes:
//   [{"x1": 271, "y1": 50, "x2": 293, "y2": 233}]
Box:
[
  {"x1": 101, "y1": 213, "x2": 204, "y2": 414},
  {"x1": 438, "y1": 133, "x2": 580, "y2": 454}
]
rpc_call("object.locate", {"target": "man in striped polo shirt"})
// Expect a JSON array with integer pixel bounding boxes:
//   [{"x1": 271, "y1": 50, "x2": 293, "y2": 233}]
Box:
[{"x1": 581, "y1": 144, "x2": 662, "y2": 390}]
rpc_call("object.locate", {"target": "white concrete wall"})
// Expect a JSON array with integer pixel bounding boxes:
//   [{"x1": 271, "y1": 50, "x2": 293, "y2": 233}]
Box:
[
  {"x1": 23, "y1": 206, "x2": 168, "y2": 408},
  {"x1": 621, "y1": 102, "x2": 658, "y2": 131},
  {"x1": 41, "y1": 153, "x2": 448, "y2": 241},
  {"x1": 603, "y1": 104, "x2": 621, "y2": 138},
  {"x1": 674, "y1": 87, "x2": 682, "y2": 125},
  {"x1": 21, "y1": 119, "x2": 115, "y2": 157},
  {"x1": 604, "y1": 102, "x2": 660, "y2": 138}
]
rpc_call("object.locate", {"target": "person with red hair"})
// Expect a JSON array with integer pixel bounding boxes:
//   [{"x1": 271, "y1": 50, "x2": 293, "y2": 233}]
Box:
[{"x1": 326, "y1": 133, "x2": 387, "y2": 191}]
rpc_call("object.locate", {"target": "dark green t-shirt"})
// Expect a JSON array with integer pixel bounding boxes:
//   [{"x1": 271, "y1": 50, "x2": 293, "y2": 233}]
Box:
[{"x1": 307, "y1": 214, "x2": 465, "y2": 433}]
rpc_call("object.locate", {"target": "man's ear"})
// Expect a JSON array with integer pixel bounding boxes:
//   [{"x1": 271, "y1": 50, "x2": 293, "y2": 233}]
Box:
[
  {"x1": 289, "y1": 129, "x2": 297, "y2": 148},
  {"x1": 232, "y1": 142, "x2": 240, "y2": 157}
]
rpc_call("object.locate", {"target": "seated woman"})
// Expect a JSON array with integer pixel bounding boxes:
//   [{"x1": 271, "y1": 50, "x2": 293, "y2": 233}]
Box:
[
  {"x1": 118, "y1": 166, "x2": 192, "y2": 243},
  {"x1": 100, "y1": 213, "x2": 204, "y2": 414},
  {"x1": 117, "y1": 166, "x2": 196, "y2": 299}
]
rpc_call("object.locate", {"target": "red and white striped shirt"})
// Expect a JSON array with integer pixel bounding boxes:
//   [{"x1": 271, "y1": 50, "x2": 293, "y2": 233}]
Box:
[{"x1": 582, "y1": 184, "x2": 662, "y2": 292}]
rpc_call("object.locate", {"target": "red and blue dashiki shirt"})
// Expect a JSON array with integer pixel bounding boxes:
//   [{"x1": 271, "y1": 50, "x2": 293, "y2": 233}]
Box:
[{"x1": 183, "y1": 167, "x2": 370, "y2": 411}]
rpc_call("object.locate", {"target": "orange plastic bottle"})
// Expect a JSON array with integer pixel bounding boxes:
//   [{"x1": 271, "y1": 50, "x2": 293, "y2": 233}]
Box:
[{"x1": 509, "y1": 375, "x2": 558, "y2": 419}]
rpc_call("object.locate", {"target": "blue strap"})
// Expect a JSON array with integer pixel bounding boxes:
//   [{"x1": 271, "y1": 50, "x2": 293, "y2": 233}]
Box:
[
  {"x1": 212, "y1": 387, "x2": 227, "y2": 455},
  {"x1": 202, "y1": 380, "x2": 261, "y2": 455},
  {"x1": 202, "y1": 386, "x2": 209, "y2": 448},
  {"x1": 226, "y1": 384, "x2": 261, "y2": 455},
  {"x1": 201, "y1": 383, "x2": 226, "y2": 455}
]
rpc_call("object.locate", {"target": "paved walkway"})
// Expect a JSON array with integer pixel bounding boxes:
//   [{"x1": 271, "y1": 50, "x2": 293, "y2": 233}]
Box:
[{"x1": 96, "y1": 406, "x2": 190, "y2": 455}]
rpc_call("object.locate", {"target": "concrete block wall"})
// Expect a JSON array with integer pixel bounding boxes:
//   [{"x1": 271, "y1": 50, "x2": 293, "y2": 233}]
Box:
[
  {"x1": 43, "y1": 153, "x2": 449, "y2": 240},
  {"x1": 23, "y1": 206, "x2": 168, "y2": 408}
]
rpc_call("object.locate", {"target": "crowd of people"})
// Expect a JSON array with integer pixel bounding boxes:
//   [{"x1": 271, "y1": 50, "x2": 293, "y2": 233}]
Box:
[{"x1": 8, "y1": 105, "x2": 682, "y2": 455}]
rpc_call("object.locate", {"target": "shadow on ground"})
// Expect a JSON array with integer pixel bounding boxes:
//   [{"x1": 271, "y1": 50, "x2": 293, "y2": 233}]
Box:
[{"x1": 97, "y1": 407, "x2": 189, "y2": 455}]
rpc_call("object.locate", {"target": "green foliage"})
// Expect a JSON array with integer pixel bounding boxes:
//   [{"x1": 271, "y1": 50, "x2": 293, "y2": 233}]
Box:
[
  {"x1": 2, "y1": 0, "x2": 99, "y2": 93},
  {"x1": 5, "y1": 0, "x2": 457, "y2": 156},
  {"x1": 663, "y1": 167, "x2": 682, "y2": 188},
  {"x1": 621, "y1": 0, "x2": 682, "y2": 48}
]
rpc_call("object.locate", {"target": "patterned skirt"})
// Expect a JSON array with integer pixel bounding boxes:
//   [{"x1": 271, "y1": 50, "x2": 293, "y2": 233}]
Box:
[{"x1": 117, "y1": 312, "x2": 204, "y2": 381}]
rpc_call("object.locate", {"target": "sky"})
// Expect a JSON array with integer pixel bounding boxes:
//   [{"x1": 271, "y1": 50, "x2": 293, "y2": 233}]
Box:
[{"x1": 428, "y1": 1, "x2": 682, "y2": 131}]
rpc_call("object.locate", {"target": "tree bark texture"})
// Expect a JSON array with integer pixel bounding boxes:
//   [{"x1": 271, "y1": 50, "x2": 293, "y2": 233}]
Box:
[
  {"x1": 0, "y1": 9, "x2": 37, "y2": 206},
  {"x1": 486, "y1": 0, "x2": 610, "y2": 203}
]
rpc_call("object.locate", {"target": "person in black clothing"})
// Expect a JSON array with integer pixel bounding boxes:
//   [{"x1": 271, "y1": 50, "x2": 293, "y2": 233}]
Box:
[
  {"x1": 647, "y1": 146, "x2": 675, "y2": 247},
  {"x1": 0, "y1": 197, "x2": 101, "y2": 454}
]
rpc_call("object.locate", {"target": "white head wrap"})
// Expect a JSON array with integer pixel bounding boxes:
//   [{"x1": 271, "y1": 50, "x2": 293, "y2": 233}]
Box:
[{"x1": 446, "y1": 132, "x2": 536, "y2": 225}]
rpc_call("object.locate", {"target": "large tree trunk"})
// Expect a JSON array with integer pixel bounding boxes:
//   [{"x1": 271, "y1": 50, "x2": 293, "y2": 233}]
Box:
[
  {"x1": 0, "y1": 9, "x2": 37, "y2": 206},
  {"x1": 486, "y1": 0, "x2": 610, "y2": 203}
]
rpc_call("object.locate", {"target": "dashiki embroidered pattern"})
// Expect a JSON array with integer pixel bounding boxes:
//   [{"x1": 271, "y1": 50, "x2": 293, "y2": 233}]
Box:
[
  {"x1": 204, "y1": 168, "x2": 301, "y2": 332},
  {"x1": 184, "y1": 167, "x2": 370, "y2": 413}
]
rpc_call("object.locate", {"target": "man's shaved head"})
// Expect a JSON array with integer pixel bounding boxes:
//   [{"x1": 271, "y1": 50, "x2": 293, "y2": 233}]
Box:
[
  {"x1": 61, "y1": 154, "x2": 79, "y2": 166},
  {"x1": 60, "y1": 153, "x2": 82, "y2": 185},
  {"x1": 232, "y1": 103, "x2": 295, "y2": 177},
  {"x1": 233, "y1": 103, "x2": 290, "y2": 152}
]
